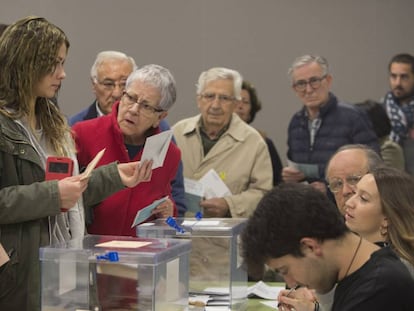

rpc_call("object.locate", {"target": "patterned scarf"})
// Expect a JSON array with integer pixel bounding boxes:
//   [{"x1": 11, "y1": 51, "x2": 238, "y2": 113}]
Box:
[{"x1": 384, "y1": 92, "x2": 414, "y2": 144}]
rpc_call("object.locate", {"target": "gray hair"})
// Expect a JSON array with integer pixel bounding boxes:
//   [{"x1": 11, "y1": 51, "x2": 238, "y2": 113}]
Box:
[
  {"x1": 90, "y1": 50, "x2": 137, "y2": 80},
  {"x1": 196, "y1": 67, "x2": 243, "y2": 100},
  {"x1": 126, "y1": 64, "x2": 177, "y2": 111},
  {"x1": 326, "y1": 144, "x2": 383, "y2": 178},
  {"x1": 287, "y1": 54, "x2": 329, "y2": 81}
]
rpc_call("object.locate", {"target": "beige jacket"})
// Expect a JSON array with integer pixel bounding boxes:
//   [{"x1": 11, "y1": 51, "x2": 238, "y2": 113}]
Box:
[{"x1": 172, "y1": 113, "x2": 273, "y2": 217}]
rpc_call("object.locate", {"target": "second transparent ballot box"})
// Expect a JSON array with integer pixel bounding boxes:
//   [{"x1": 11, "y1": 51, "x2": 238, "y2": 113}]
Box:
[
  {"x1": 40, "y1": 235, "x2": 191, "y2": 311},
  {"x1": 137, "y1": 218, "x2": 248, "y2": 310}
]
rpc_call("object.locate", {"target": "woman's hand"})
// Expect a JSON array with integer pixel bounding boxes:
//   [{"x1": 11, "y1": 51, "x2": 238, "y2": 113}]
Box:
[
  {"x1": 152, "y1": 197, "x2": 174, "y2": 218},
  {"x1": 118, "y1": 159, "x2": 153, "y2": 188},
  {"x1": 58, "y1": 175, "x2": 89, "y2": 211}
]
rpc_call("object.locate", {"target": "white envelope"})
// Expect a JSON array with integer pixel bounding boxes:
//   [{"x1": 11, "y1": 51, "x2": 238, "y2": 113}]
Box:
[
  {"x1": 198, "y1": 169, "x2": 232, "y2": 199},
  {"x1": 141, "y1": 130, "x2": 173, "y2": 169}
]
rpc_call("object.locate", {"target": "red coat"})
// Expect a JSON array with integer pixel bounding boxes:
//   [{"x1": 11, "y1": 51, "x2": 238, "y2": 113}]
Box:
[{"x1": 72, "y1": 102, "x2": 180, "y2": 236}]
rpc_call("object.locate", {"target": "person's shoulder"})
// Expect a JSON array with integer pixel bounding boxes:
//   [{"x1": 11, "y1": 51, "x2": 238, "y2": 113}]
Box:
[
  {"x1": 72, "y1": 115, "x2": 110, "y2": 132},
  {"x1": 172, "y1": 115, "x2": 199, "y2": 133},
  {"x1": 159, "y1": 119, "x2": 171, "y2": 131},
  {"x1": 335, "y1": 101, "x2": 364, "y2": 115},
  {"x1": 69, "y1": 104, "x2": 96, "y2": 126},
  {"x1": 229, "y1": 115, "x2": 266, "y2": 143},
  {"x1": 371, "y1": 247, "x2": 414, "y2": 279}
]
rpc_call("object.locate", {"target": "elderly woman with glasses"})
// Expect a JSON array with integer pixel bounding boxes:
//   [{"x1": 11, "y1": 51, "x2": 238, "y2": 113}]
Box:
[{"x1": 72, "y1": 64, "x2": 180, "y2": 236}]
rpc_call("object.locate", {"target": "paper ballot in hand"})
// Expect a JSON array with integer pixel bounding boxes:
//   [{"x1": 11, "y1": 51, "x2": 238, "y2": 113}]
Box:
[
  {"x1": 198, "y1": 169, "x2": 232, "y2": 199},
  {"x1": 80, "y1": 148, "x2": 106, "y2": 181},
  {"x1": 141, "y1": 130, "x2": 173, "y2": 169}
]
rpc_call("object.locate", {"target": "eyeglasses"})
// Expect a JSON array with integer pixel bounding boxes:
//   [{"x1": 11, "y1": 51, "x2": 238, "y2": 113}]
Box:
[
  {"x1": 96, "y1": 79, "x2": 127, "y2": 91},
  {"x1": 200, "y1": 93, "x2": 235, "y2": 104},
  {"x1": 327, "y1": 174, "x2": 363, "y2": 193},
  {"x1": 122, "y1": 91, "x2": 164, "y2": 116},
  {"x1": 292, "y1": 75, "x2": 327, "y2": 92}
]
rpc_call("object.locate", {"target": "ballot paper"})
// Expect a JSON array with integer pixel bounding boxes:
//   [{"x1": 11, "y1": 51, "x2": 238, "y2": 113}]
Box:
[
  {"x1": 80, "y1": 148, "x2": 106, "y2": 180},
  {"x1": 198, "y1": 169, "x2": 232, "y2": 199},
  {"x1": 184, "y1": 177, "x2": 204, "y2": 214},
  {"x1": 247, "y1": 281, "x2": 284, "y2": 300},
  {"x1": 0, "y1": 243, "x2": 9, "y2": 268},
  {"x1": 287, "y1": 159, "x2": 319, "y2": 179},
  {"x1": 141, "y1": 130, "x2": 173, "y2": 169},
  {"x1": 131, "y1": 196, "x2": 168, "y2": 227}
]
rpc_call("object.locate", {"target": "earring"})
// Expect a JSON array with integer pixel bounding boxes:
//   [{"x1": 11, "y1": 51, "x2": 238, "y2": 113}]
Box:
[{"x1": 380, "y1": 224, "x2": 388, "y2": 237}]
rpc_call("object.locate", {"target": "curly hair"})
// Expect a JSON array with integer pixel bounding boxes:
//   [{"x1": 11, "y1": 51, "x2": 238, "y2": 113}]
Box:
[
  {"x1": 0, "y1": 16, "x2": 72, "y2": 156},
  {"x1": 241, "y1": 183, "x2": 348, "y2": 278}
]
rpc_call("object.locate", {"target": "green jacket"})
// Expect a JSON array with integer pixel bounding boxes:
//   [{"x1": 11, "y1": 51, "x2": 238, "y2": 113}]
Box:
[{"x1": 0, "y1": 113, "x2": 125, "y2": 311}]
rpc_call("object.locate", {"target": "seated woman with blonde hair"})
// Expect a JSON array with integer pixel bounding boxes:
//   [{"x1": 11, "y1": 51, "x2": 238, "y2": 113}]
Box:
[
  {"x1": 281, "y1": 165, "x2": 414, "y2": 311},
  {"x1": 345, "y1": 165, "x2": 414, "y2": 275}
]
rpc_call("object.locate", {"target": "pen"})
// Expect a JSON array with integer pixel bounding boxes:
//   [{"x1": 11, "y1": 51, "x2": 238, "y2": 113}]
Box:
[{"x1": 277, "y1": 285, "x2": 301, "y2": 308}]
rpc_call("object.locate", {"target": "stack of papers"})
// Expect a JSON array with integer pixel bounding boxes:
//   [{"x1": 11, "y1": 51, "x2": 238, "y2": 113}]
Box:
[{"x1": 189, "y1": 282, "x2": 284, "y2": 310}]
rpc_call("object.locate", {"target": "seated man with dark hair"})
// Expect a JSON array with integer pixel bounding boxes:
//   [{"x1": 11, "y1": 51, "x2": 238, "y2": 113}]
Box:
[{"x1": 241, "y1": 183, "x2": 414, "y2": 311}]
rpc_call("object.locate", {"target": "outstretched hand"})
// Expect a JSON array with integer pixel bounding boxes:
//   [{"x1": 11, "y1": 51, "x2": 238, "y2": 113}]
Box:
[{"x1": 118, "y1": 159, "x2": 153, "y2": 188}]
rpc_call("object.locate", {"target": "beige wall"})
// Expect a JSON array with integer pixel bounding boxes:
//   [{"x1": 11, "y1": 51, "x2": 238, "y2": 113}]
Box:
[{"x1": 1, "y1": 0, "x2": 413, "y2": 163}]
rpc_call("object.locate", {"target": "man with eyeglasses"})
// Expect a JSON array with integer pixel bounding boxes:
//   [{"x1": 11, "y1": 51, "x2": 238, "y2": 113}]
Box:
[
  {"x1": 172, "y1": 67, "x2": 272, "y2": 218},
  {"x1": 69, "y1": 51, "x2": 187, "y2": 217},
  {"x1": 326, "y1": 144, "x2": 383, "y2": 215},
  {"x1": 69, "y1": 51, "x2": 136, "y2": 124},
  {"x1": 382, "y1": 53, "x2": 414, "y2": 175},
  {"x1": 282, "y1": 54, "x2": 379, "y2": 194}
]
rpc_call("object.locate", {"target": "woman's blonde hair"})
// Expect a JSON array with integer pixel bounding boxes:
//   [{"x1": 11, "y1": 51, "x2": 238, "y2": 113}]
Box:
[
  {"x1": 373, "y1": 166, "x2": 414, "y2": 266},
  {"x1": 0, "y1": 16, "x2": 72, "y2": 156}
]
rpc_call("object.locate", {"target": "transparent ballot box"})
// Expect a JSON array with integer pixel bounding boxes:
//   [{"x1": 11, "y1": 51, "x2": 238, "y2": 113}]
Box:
[
  {"x1": 137, "y1": 218, "x2": 247, "y2": 310},
  {"x1": 40, "y1": 235, "x2": 191, "y2": 311}
]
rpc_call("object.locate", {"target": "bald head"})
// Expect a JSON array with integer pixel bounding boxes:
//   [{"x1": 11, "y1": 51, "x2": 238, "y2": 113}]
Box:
[{"x1": 326, "y1": 146, "x2": 382, "y2": 214}]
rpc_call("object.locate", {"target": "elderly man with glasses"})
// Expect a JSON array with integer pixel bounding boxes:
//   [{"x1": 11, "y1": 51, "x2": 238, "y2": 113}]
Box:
[
  {"x1": 172, "y1": 67, "x2": 273, "y2": 218},
  {"x1": 282, "y1": 54, "x2": 379, "y2": 195},
  {"x1": 69, "y1": 51, "x2": 136, "y2": 124},
  {"x1": 326, "y1": 144, "x2": 383, "y2": 215}
]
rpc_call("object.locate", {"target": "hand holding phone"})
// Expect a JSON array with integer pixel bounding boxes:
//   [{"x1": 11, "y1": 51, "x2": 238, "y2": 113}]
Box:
[{"x1": 45, "y1": 157, "x2": 74, "y2": 181}]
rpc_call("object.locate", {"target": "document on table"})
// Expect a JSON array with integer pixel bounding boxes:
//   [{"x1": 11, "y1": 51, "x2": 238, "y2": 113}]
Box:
[
  {"x1": 131, "y1": 196, "x2": 168, "y2": 227},
  {"x1": 247, "y1": 281, "x2": 284, "y2": 300},
  {"x1": 287, "y1": 159, "x2": 319, "y2": 179},
  {"x1": 141, "y1": 130, "x2": 173, "y2": 169}
]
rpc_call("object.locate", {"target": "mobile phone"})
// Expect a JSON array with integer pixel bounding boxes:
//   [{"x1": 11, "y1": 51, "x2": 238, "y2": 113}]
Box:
[{"x1": 45, "y1": 156, "x2": 74, "y2": 181}]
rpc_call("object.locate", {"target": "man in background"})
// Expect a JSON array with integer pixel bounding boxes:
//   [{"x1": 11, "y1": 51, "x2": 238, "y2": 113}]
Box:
[
  {"x1": 383, "y1": 53, "x2": 414, "y2": 174},
  {"x1": 325, "y1": 144, "x2": 383, "y2": 215},
  {"x1": 69, "y1": 51, "x2": 186, "y2": 216},
  {"x1": 282, "y1": 54, "x2": 379, "y2": 194},
  {"x1": 173, "y1": 67, "x2": 272, "y2": 217}
]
